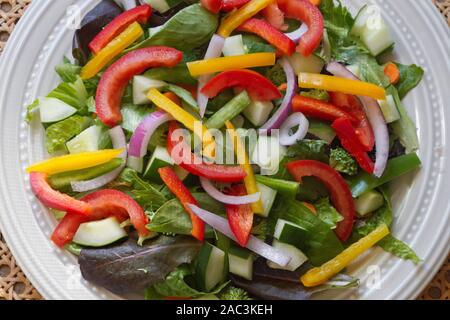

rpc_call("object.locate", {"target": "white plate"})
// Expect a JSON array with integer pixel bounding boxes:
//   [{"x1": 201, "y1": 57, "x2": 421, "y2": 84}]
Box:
[{"x1": 0, "y1": 0, "x2": 449, "y2": 300}]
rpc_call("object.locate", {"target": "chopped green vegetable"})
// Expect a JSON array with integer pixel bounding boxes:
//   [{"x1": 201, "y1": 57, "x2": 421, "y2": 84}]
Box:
[
  {"x1": 315, "y1": 197, "x2": 343, "y2": 229},
  {"x1": 45, "y1": 115, "x2": 92, "y2": 154},
  {"x1": 265, "y1": 62, "x2": 286, "y2": 87},
  {"x1": 205, "y1": 91, "x2": 251, "y2": 129},
  {"x1": 220, "y1": 286, "x2": 251, "y2": 300},
  {"x1": 163, "y1": 84, "x2": 199, "y2": 111},
  {"x1": 242, "y1": 34, "x2": 276, "y2": 54},
  {"x1": 330, "y1": 147, "x2": 358, "y2": 176},
  {"x1": 47, "y1": 77, "x2": 88, "y2": 112},
  {"x1": 120, "y1": 103, "x2": 154, "y2": 133},
  {"x1": 55, "y1": 57, "x2": 81, "y2": 83},
  {"x1": 25, "y1": 99, "x2": 39, "y2": 122},
  {"x1": 300, "y1": 89, "x2": 330, "y2": 101},
  {"x1": 394, "y1": 63, "x2": 424, "y2": 99}
]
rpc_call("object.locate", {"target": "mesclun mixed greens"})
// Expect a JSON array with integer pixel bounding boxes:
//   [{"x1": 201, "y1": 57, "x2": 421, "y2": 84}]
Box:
[{"x1": 25, "y1": 0, "x2": 424, "y2": 299}]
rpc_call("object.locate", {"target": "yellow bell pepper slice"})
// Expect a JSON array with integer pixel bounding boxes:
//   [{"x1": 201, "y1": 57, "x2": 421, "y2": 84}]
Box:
[
  {"x1": 147, "y1": 88, "x2": 215, "y2": 157},
  {"x1": 80, "y1": 22, "x2": 144, "y2": 80},
  {"x1": 225, "y1": 121, "x2": 264, "y2": 214},
  {"x1": 217, "y1": 0, "x2": 275, "y2": 37},
  {"x1": 187, "y1": 53, "x2": 276, "y2": 77},
  {"x1": 298, "y1": 73, "x2": 386, "y2": 100},
  {"x1": 301, "y1": 224, "x2": 390, "y2": 287},
  {"x1": 26, "y1": 149, "x2": 124, "y2": 175}
]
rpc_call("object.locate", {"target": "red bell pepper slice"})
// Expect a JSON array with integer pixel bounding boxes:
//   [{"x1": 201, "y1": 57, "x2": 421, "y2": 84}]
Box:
[
  {"x1": 221, "y1": 0, "x2": 250, "y2": 11},
  {"x1": 30, "y1": 172, "x2": 91, "y2": 216},
  {"x1": 50, "y1": 189, "x2": 148, "y2": 247},
  {"x1": 286, "y1": 160, "x2": 355, "y2": 241},
  {"x1": 278, "y1": 0, "x2": 324, "y2": 56},
  {"x1": 225, "y1": 185, "x2": 254, "y2": 246},
  {"x1": 158, "y1": 166, "x2": 205, "y2": 241},
  {"x1": 292, "y1": 95, "x2": 358, "y2": 123},
  {"x1": 200, "y1": 70, "x2": 282, "y2": 101},
  {"x1": 262, "y1": 2, "x2": 288, "y2": 31},
  {"x1": 237, "y1": 18, "x2": 295, "y2": 56},
  {"x1": 200, "y1": 0, "x2": 222, "y2": 13},
  {"x1": 96, "y1": 47, "x2": 183, "y2": 127},
  {"x1": 167, "y1": 122, "x2": 247, "y2": 183},
  {"x1": 332, "y1": 118, "x2": 375, "y2": 174},
  {"x1": 329, "y1": 92, "x2": 375, "y2": 151},
  {"x1": 89, "y1": 5, "x2": 152, "y2": 54}
]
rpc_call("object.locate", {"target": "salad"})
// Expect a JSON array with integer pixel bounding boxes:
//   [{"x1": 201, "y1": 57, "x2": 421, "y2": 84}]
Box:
[{"x1": 25, "y1": 0, "x2": 424, "y2": 300}]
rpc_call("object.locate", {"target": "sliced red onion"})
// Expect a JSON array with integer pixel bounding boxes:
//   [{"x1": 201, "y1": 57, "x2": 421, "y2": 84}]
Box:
[
  {"x1": 326, "y1": 61, "x2": 389, "y2": 177},
  {"x1": 197, "y1": 34, "x2": 225, "y2": 118},
  {"x1": 128, "y1": 111, "x2": 173, "y2": 158},
  {"x1": 188, "y1": 204, "x2": 291, "y2": 266},
  {"x1": 71, "y1": 126, "x2": 127, "y2": 192},
  {"x1": 279, "y1": 112, "x2": 309, "y2": 146},
  {"x1": 260, "y1": 58, "x2": 296, "y2": 134},
  {"x1": 200, "y1": 177, "x2": 261, "y2": 205},
  {"x1": 285, "y1": 23, "x2": 308, "y2": 43},
  {"x1": 127, "y1": 155, "x2": 144, "y2": 173}
]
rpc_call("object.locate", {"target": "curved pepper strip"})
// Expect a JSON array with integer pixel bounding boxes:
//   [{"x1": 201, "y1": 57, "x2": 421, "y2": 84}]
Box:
[
  {"x1": 26, "y1": 149, "x2": 124, "y2": 175},
  {"x1": 51, "y1": 189, "x2": 148, "y2": 247},
  {"x1": 81, "y1": 22, "x2": 144, "y2": 80},
  {"x1": 222, "y1": 0, "x2": 250, "y2": 11},
  {"x1": 278, "y1": 0, "x2": 324, "y2": 56},
  {"x1": 217, "y1": 0, "x2": 275, "y2": 37},
  {"x1": 298, "y1": 73, "x2": 386, "y2": 100},
  {"x1": 30, "y1": 172, "x2": 92, "y2": 216},
  {"x1": 329, "y1": 92, "x2": 375, "y2": 151},
  {"x1": 200, "y1": 0, "x2": 223, "y2": 13},
  {"x1": 286, "y1": 160, "x2": 355, "y2": 241},
  {"x1": 89, "y1": 5, "x2": 152, "y2": 54},
  {"x1": 187, "y1": 53, "x2": 276, "y2": 77},
  {"x1": 225, "y1": 185, "x2": 254, "y2": 246},
  {"x1": 158, "y1": 167, "x2": 205, "y2": 241},
  {"x1": 332, "y1": 118, "x2": 375, "y2": 174},
  {"x1": 225, "y1": 121, "x2": 264, "y2": 214},
  {"x1": 292, "y1": 95, "x2": 358, "y2": 123},
  {"x1": 261, "y1": 2, "x2": 288, "y2": 31},
  {"x1": 301, "y1": 224, "x2": 389, "y2": 287},
  {"x1": 167, "y1": 121, "x2": 247, "y2": 183},
  {"x1": 201, "y1": 69, "x2": 282, "y2": 101},
  {"x1": 237, "y1": 18, "x2": 295, "y2": 55},
  {"x1": 96, "y1": 47, "x2": 183, "y2": 127}
]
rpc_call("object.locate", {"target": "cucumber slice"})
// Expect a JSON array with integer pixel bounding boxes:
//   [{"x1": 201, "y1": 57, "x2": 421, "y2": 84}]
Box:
[
  {"x1": 287, "y1": 53, "x2": 324, "y2": 75},
  {"x1": 243, "y1": 100, "x2": 274, "y2": 127},
  {"x1": 273, "y1": 219, "x2": 308, "y2": 248},
  {"x1": 308, "y1": 120, "x2": 336, "y2": 144},
  {"x1": 73, "y1": 217, "x2": 127, "y2": 247},
  {"x1": 133, "y1": 75, "x2": 167, "y2": 105},
  {"x1": 66, "y1": 125, "x2": 101, "y2": 154},
  {"x1": 228, "y1": 246, "x2": 253, "y2": 280},
  {"x1": 127, "y1": 156, "x2": 144, "y2": 173},
  {"x1": 257, "y1": 182, "x2": 277, "y2": 217},
  {"x1": 196, "y1": 242, "x2": 227, "y2": 292},
  {"x1": 267, "y1": 239, "x2": 308, "y2": 271},
  {"x1": 251, "y1": 136, "x2": 287, "y2": 176},
  {"x1": 143, "y1": 146, "x2": 174, "y2": 182},
  {"x1": 351, "y1": 4, "x2": 371, "y2": 37},
  {"x1": 38, "y1": 97, "x2": 77, "y2": 123},
  {"x1": 355, "y1": 189, "x2": 384, "y2": 216},
  {"x1": 378, "y1": 95, "x2": 400, "y2": 123},
  {"x1": 222, "y1": 35, "x2": 246, "y2": 57}
]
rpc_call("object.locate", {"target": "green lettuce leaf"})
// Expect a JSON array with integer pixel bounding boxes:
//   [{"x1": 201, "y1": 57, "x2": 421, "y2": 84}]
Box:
[
  {"x1": 315, "y1": 197, "x2": 343, "y2": 229},
  {"x1": 25, "y1": 99, "x2": 39, "y2": 122},
  {"x1": 55, "y1": 57, "x2": 81, "y2": 83},
  {"x1": 120, "y1": 103, "x2": 154, "y2": 132},
  {"x1": 47, "y1": 77, "x2": 88, "y2": 112},
  {"x1": 45, "y1": 115, "x2": 92, "y2": 154},
  {"x1": 394, "y1": 63, "x2": 424, "y2": 99}
]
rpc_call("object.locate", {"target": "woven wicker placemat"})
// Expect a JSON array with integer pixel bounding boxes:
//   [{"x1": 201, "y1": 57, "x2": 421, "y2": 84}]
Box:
[{"x1": 0, "y1": 0, "x2": 449, "y2": 301}]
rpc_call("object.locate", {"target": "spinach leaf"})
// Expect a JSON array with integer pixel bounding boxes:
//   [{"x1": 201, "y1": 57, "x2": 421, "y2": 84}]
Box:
[
  {"x1": 55, "y1": 57, "x2": 81, "y2": 83},
  {"x1": 129, "y1": 4, "x2": 218, "y2": 51},
  {"x1": 45, "y1": 115, "x2": 92, "y2": 154},
  {"x1": 120, "y1": 103, "x2": 154, "y2": 132},
  {"x1": 269, "y1": 196, "x2": 344, "y2": 266},
  {"x1": 394, "y1": 63, "x2": 424, "y2": 99},
  {"x1": 146, "y1": 265, "x2": 229, "y2": 299},
  {"x1": 315, "y1": 197, "x2": 343, "y2": 229},
  {"x1": 148, "y1": 193, "x2": 224, "y2": 236},
  {"x1": 47, "y1": 77, "x2": 89, "y2": 112},
  {"x1": 352, "y1": 189, "x2": 420, "y2": 264},
  {"x1": 79, "y1": 235, "x2": 202, "y2": 295},
  {"x1": 242, "y1": 34, "x2": 276, "y2": 54}
]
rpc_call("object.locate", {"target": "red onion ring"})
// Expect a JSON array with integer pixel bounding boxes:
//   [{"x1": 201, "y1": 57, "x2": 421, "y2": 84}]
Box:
[
  {"x1": 128, "y1": 111, "x2": 173, "y2": 158},
  {"x1": 326, "y1": 61, "x2": 389, "y2": 177},
  {"x1": 188, "y1": 204, "x2": 292, "y2": 266},
  {"x1": 200, "y1": 177, "x2": 261, "y2": 205},
  {"x1": 279, "y1": 112, "x2": 309, "y2": 146},
  {"x1": 285, "y1": 23, "x2": 309, "y2": 43},
  {"x1": 260, "y1": 57, "x2": 296, "y2": 134},
  {"x1": 197, "y1": 34, "x2": 225, "y2": 118},
  {"x1": 71, "y1": 126, "x2": 127, "y2": 192}
]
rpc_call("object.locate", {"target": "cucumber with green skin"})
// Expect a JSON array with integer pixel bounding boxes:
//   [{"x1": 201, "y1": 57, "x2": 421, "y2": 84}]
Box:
[
  {"x1": 73, "y1": 217, "x2": 127, "y2": 247},
  {"x1": 228, "y1": 246, "x2": 254, "y2": 280},
  {"x1": 48, "y1": 158, "x2": 124, "y2": 192},
  {"x1": 143, "y1": 146, "x2": 174, "y2": 183},
  {"x1": 205, "y1": 91, "x2": 252, "y2": 129},
  {"x1": 196, "y1": 242, "x2": 227, "y2": 292},
  {"x1": 355, "y1": 189, "x2": 384, "y2": 216}
]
